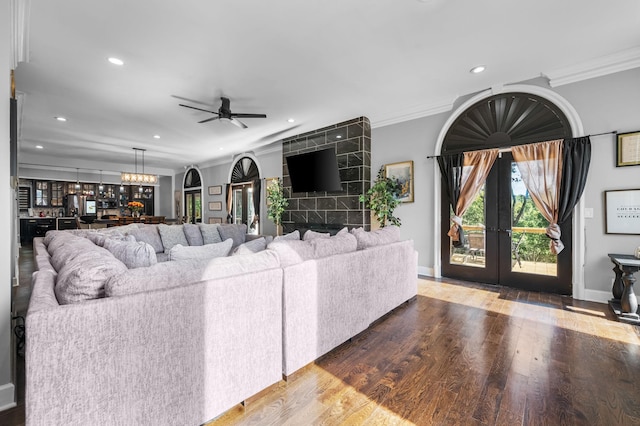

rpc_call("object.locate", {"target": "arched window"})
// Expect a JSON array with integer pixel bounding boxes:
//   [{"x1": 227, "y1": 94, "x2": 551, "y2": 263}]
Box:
[
  {"x1": 228, "y1": 156, "x2": 261, "y2": 234},
  {"x1": 183, "y1": 167, "x2": 202, "y2": 224}
]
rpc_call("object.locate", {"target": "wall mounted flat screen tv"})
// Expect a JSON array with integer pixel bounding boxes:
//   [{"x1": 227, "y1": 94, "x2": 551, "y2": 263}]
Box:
[{"x1": 286, "y1": 148, "x2": 343, "y2": 193}]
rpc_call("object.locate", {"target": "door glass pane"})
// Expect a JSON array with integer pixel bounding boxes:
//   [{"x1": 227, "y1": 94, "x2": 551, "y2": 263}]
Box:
[
  {"x1": 185, "y1": 193, "x2": 193, "y2": 223},
  {"x1": 511, "y1": 162, "x2": 557, "y2": 276},
  {"x1": 247, "y1": 187, "x2": 258, "y2": 235},
  {"x1": 233, "y1": 188, "x2": 243, "y2": 224},
  {"x1": 194, "y1": 193, "x2": 202, "y2": 223},
  {"x1": 449, "y1": 186, "x2": 486, "y2": 268}
]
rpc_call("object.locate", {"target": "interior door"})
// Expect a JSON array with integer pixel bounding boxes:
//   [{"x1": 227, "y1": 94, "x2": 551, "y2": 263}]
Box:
[
  {"x1": 441, "y1": 153, "x2": 572, "y2": 294},
  {"x1": 232, "y1": 183, "x2": 257, "y2": 234}
]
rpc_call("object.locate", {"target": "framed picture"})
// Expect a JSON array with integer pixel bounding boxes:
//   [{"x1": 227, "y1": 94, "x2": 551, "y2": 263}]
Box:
[
  {"x1": 605, "y1": 189, "x2": 640, "y2": 234},
  {"x1": 208, "y1": 185, "x2": 223, "y2": 196},
  {"x1": 208, "y1": 201, "x2": 222, "y2": 211},
  {"x1": 384, "y1": 160, "x2": 414, "y2": 203},
  {"x1": 208, "y1": 217, "x2": 223, "y2": 224},
  {"x1": 616, "y1": 131, "x2": 640, "y2": 167}
]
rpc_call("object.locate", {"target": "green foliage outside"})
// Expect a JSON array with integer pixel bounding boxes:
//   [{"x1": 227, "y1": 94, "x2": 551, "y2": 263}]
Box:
[{"x1": 461, "y1": 188, "x2": 556, "y2": 264}]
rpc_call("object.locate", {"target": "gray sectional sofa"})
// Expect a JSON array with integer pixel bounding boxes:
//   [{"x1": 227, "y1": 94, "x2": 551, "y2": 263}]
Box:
[{"x1": 25, "y1": 223, "x2": 417, "y2": 425}]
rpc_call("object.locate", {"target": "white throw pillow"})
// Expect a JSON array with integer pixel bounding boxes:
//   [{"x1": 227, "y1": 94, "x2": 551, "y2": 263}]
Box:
[
  {"x1": 168, "y1": 238, "x2": 233, "y2": 261},
  {"x1": 302, "y1": 229, "x2": 331, "y2": 241}
]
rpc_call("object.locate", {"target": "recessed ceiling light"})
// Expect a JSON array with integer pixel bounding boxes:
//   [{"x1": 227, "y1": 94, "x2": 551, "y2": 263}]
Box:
[
  {"x1": 35, "y1": 145, "x2": 43, "y2": 149},
  {"x1": 108, "y1": 57, "x2": 124, "y2": 66},
  {"x1": 336, "y1": 135, "x2": 342, "y2": 139},
  {"x1": 219, "y1": 147, "x2": 224, "y2": 151},
  {"x1": 287, "y1": 118, "x2": 295, "y2": 123},
  {"x1": 470, "y1": 65, "x2": 486, "y2": 74},
  {"x1": 54, "y1": 116, "x2": 67, "y2": 122},
  {"x1": 153, "y1": 135, "x2": 160, "y2": 139}
]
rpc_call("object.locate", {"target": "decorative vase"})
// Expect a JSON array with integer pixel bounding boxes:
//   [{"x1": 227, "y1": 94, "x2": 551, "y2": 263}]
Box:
[{"x1": 276, "y1": 224, "x2": 283, "y2": 237}]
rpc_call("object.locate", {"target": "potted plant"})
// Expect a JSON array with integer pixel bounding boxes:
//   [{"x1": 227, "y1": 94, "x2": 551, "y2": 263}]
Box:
[
  {"x1": 266, "y1": 178, "x2": 289, "y2": 235},
  {"x1": 360, "y1": 167, "x2": 402, "y2": 228}
]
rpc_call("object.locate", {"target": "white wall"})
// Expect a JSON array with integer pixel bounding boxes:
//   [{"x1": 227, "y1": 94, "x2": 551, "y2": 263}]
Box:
[
  {"x1": 554, "y1": 68, "x2": 640, "y2": 294},
  {"x1": 1, "y1": 0, "x2": 17, "y2": 409},
  {"x1": 371, "y1": 67, "x2": 640, "y2": 296},
  {"x1": 371, "y1": 113, "x2": 449, "y2": 275}
]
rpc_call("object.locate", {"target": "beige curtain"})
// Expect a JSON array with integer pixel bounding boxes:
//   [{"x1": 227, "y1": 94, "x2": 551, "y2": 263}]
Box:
[
  {"x1": 512, "y1": 139, "x2": 564, "y2": 254},
  {"x1": 448, "y1": 149, "x2": 499, "y2": 242}
]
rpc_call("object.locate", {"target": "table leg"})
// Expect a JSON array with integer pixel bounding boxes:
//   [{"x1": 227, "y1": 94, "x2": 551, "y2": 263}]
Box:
[
  {"x1": 612, "y1": 264, "x2": 624, "y2": 300},
  {"x1": 620, "y1": 270, "x2": 638, "y2": 315}
]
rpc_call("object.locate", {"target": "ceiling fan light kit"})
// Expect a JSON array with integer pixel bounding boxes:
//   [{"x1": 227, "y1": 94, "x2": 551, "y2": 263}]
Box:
[{"x1": 179, "y1": 96, "x2": 267, "y2": 129}]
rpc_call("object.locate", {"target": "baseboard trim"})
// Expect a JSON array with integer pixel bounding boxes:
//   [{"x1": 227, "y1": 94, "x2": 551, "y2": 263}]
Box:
[
  {"x1": 583, "y1": 289, "x2": 612, "y2": 304},
  {"x1": 0, "y1": 382, "x2": 15, "y2": 412},
  {"x1": 417, "y1": 266, "x2": 434, "y2": 277}
]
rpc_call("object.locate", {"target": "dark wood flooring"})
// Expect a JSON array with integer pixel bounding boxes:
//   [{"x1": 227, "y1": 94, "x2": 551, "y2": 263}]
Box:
[{"x1": 3, "y1": 245, "x2": 640, "y2": 425}]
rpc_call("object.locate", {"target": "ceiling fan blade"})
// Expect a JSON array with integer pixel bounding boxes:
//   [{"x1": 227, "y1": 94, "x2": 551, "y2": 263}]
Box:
[
  {"x1": 179, "y1": 103, "x2": 219, "y2": 115},
  {"x1": 229, "y1": 118, "x2": 248, "y2": 129},
  {"x1": 172, "y1": 95, "x2": 215, "y2": 108},
  {"x1": 198, "y1": 117, "x2": 220, "y2": 124},
  {"x1": 232, "y1": 113, "x2": 267, "y2": 119}
]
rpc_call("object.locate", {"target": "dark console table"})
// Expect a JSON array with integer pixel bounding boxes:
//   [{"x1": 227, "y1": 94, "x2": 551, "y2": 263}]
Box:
[{"x1": 608, "y1": 254, "x2": 640, "y2": 325}]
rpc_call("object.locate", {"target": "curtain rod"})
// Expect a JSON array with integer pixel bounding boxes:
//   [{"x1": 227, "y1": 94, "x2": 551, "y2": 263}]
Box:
[{"x1": 426, "y1": 131, "x2": 616, "y2": 159}]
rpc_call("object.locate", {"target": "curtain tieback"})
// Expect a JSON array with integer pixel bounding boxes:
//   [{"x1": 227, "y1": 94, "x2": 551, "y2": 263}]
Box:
[
  {"x1": 545, "y1": 223, "x2": 564, "y2": 255},
  {"x1": 447, "y1": 215, "x2": 463, "y2": 241}
]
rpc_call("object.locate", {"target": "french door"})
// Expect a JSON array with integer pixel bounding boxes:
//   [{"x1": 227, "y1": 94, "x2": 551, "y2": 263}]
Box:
[
  {"x1": 184, "y1": 190, "x2": 202, "y2": 224},
  {"x1": 232, "y1": 182, "x2": 258, "y2": 234},
  {"x1": 441, "y1": 153, "x2": 572, "y2": 294}
]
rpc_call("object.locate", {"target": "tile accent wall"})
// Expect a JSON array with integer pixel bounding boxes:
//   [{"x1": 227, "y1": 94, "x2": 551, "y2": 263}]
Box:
[{"x1": 282, "y1": 116, "x2": 371, "y2": 233}]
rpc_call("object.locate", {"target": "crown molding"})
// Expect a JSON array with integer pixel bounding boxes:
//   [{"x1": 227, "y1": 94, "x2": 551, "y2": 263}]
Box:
[
  {"x1": 371, "y1": 97, "x2": 456, "y2": 128},
  {"x1": 545, "y1": 46, "x2": 640, "y2": 88},
  {"x1": 10, "y1": 0, "x2": 30, "y2": 69}
]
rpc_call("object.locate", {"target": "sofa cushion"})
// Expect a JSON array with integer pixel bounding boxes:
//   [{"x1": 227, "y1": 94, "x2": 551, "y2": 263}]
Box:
[
  {"x1": 104, "y1": 259, "x2": 206, "y2": 297},
  {"x1": 49, "y1": 234, "x2": 104, "y2": 272},
  {"x1": 233, "y1": 237, "x2": 267, "y2": 256},
  {"x1": 273, "y1": 230, "x2": 300, "y2": 241},
  {"x1": 55, "y1": 248, "x2": 128, "y2": 304},
  {"x1": 310, "y1": 232, "x2": 357, "y2": 258},
  {"x1": 267, "y1": 240, "x2": 315, "y2": 267},
  {"x1": 302, "y1": 229, "x2": 330, "y2": 241},
  {"x1": 198, "y1": 223, "x2": 222, "y2": 245},
  {"x1": 217, "y1": 224, "x2": 247, "y2": 248},
  {"x1": 158, "y1": 224, "x2": 189, "y2": 253},
  {"x1": 350, "y1": 225, "x2": 401, "y2": 250},
  {"x1": 183, "y1": 223, "x2": 204, "y2": 246},
  {"x1": 127, "y1": 225, "x2": 164, "y2": 253},
  {"x1": 201, "y1": 250, "x2": 280, "y2": 279},
  {"x1": 167, "y1": 239, "x2": 233, "y2": 261},
  {"x1": 103, "y1": 238, "x2": 158, "y2": 269}
]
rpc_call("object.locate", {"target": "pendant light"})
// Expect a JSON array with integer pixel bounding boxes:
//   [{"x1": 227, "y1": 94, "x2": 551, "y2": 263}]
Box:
[
  {"x1": 75, "y1": 168, "x2": 81, "y2": 190},
  {"x1": 120, "y1": 148, "x2": 158, "y2": 185},
  {"x1": 98, "y1": 170, "x2": 104, "y2": 193}
]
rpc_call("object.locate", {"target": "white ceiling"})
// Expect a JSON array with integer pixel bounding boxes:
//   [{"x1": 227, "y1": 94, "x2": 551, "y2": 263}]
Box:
[{"x1": 14, "y1": 0, "x2": 640, "y2": 175}]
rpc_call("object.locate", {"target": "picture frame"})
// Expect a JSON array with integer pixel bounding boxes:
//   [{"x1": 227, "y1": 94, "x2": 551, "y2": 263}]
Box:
[
  {"x1": 208, "y1": 201, "x2": 222, "y2": 211},
  {"x1": 384, "y1": 160, "x2": 414, "y2": 203},
  {"x1": 616, "y1": 131, "x2": 640, "y2": 167},
  {"x1": 604, "y1": 189, "x2": 640, "y2": 234},
  {"x1": 208, "y1": 185, "x2": 223, "y2": 196},
  {"x1": 208, "y1": 217, "x2": 223, "y2": 224}
]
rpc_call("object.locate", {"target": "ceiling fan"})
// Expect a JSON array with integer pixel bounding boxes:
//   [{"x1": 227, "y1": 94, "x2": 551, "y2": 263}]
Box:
[{"x1": 179, "y1": 97, "x2": 267, "y2": 129}]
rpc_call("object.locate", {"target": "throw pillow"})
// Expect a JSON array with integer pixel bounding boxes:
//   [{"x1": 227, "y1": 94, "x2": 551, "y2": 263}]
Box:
[
  {"x1": 217, "y1": 223, "x2": 247, "y2": 248},
  {"x1": 127, "y1": 225, "x2": 164, "y2": 253},
  {"x1": 232, "y1": 237, "x2": 267, "y2": 256},
  {"x1": 273, "y1": 230, "x2": 300, "y2": 241},
  {"x1": 302, "y1": 229, "x2": 331, "y2": 241},
  {"x1": 267, "y1": 239, "x2": 315, "y2": 267},
  {"x1": 350, "y1": 225, "x2": 401, "y2": 250},
  {"x1": 55, "y1": 249, "x2": 128, "y2": 304},
  {"x1": 103, "y1": 238, "x2": 158, "y2": 269},
  {"x1": 158, "y1": 224, "x2": 189, "y2": 253},
  {"x1": 168, "y1": 238, "x2": 233, "y2": 261},
  {"x1": 201, "y1": 250, "x2": 280, "y2": 279},
  {"x1": 310, "y1": 232, "x2": 358, "y2": 258},
  {"x1": 183, "y1": 223, "x2": 204, "y2": 246},
  {"x1": 198, "y1": 223, "x2": 222, "y2": 245}
]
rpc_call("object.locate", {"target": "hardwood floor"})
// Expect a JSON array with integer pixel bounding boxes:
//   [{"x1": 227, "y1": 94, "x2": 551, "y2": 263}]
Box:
[
  {"x1": 3, "y1": 245, "x2": 640, "y2": 425},
  {"x1": 211, "y1": 278, "x2": 640, "y2": 426}
]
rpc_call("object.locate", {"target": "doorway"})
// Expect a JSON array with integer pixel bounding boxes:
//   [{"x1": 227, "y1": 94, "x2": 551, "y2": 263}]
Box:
[
  {"x1": 440, "y1": 153, "x2": 572, "y2": 294},
  {"x1": 183, "y1": 167, "x2": 202, "y2": 224},
  {"x1": 438, "y1": 91, "x2": 576, "y2": 295},
  {"x1": 229, "y1": 156, "x2": 261, "y2": 235}
]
